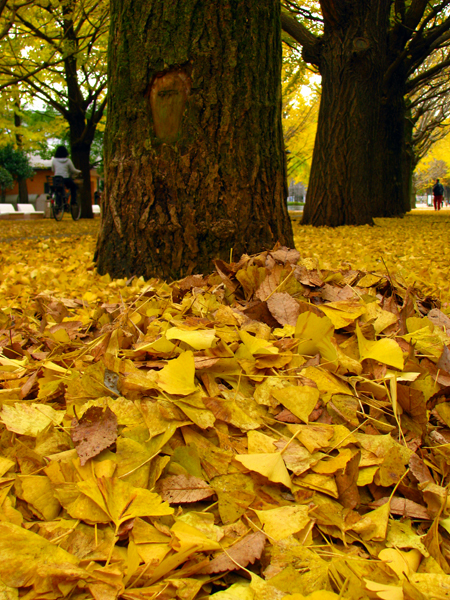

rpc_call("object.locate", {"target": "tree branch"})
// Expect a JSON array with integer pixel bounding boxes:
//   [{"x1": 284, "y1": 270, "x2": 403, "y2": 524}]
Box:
[
  {"x1": 404, "y1": 0, "x2": 431, "y2": 32},
  {"x1": 406, "y1": 56, "x2": 450, "y2": 93},
  {"x1": 280, "y1": 12, "x2": 321, "y2": 67}
]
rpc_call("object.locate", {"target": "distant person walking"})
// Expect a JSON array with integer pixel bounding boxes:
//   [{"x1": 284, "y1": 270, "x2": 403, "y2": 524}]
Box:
[
  {"x1": 432, "y1": 179, "x2": 444, "y2": 211},
  {"x1": 52, "y1": 146, "x2": 81, "y2": 208}
]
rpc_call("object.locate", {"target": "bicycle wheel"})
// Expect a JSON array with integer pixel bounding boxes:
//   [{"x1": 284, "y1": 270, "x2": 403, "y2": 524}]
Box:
[
  {"x1": 52, "y1": 193, "x2": 65, "y2": 221},
  {"x1": 70, "y1": 197, "x2": 81, "y2": 221}
]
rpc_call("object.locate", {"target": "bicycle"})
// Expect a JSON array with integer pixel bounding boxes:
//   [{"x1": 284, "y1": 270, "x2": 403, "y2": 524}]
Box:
[{"x1": 47, "y1": 176, "x2": 82, "y2": 221}]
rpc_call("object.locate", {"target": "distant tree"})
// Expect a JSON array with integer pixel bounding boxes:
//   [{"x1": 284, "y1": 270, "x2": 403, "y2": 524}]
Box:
[
  {"x1": 281, "y1": 1, "x2": 450, "y2": 226},
  {"x1": 282, "y1": 44, "x2": 319, "y2": 183},
  {"x1": 0, "y1": 98, "x2": 67, "y2": 152},
  {"x1": 414, "y1": 158, "x2": 448, "y2": 195},
  {"x1": 0, "y1": 165, "x2": 13, "y2": 200},
  {"x1": 0, "y1": 143, "x2": 33, "y2": 201}
]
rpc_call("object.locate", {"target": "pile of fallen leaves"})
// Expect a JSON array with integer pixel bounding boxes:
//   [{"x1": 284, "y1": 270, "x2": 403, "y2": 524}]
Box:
[{"x1": 1, "y1": 241, "x2": 450, "y2": 600}]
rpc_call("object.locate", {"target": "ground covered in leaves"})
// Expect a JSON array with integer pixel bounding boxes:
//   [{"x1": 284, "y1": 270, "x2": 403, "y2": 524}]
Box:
[{"x1": 0, "y1": 213, "x2": 450, "y2": 600}]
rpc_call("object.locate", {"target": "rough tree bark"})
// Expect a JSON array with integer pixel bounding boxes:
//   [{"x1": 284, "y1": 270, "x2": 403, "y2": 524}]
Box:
[
  {"x1": 301, "y1": 0, "x2": 391, "y2": 226},
  {"x1": 95, "y1": 0, "x2": 293, "y2": 281}
]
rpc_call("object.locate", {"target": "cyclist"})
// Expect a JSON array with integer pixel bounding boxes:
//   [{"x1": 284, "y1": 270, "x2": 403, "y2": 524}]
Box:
[{"x1": 51, "y1": 146, "x2": 81, "y2": 209}]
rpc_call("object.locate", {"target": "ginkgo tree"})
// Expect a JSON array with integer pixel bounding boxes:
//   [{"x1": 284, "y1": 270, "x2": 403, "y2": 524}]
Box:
[
  {"x1": 0, "y1": 0, "x2": 109, "y2": 217},
  {"x1": 96, "y1": 0, "x2": 294, "y2": 281},
  {"x1": 281, "y1": 0, "x2": 450, "y2": 226}
]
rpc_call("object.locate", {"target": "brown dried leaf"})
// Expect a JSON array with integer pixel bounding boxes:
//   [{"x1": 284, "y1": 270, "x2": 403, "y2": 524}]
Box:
[
  {"x1": 335, "y1": 450, "x2": 361, "y2": 509},
  {"x1": 71, "y1": 406, "x2": 118, "y2": 466},
  {"x1": 255, "y1": 265, "x2": 283, "y2": 301},
  {"x1": 178, "y1": 274, "x2": 208, "y2": 291},
  {"x1": 427, "y1": 308, "x2": 450, "y2": 332},
  {"x1": 275, "y1": 408, "x2": 301, "y2": 424},
  {"x1": 213, "y1": 259, "x2": 238, "y2": 293},
  {"x1": 20, "y1": 369, "x2": 40, "y2": 399},
  {"x1": 399, "y1": 292, "x2": 416, "y2": 335},
  {"x1": 396, "y1": 384, "x2": 427, "y2": 433},
  {"x1": 294, "y1": 265, "x2": 324, "y2": 287},
  {"x1": 158, "y1": 475, "x2": 215, "y2": 503},
  {"x1": 436, "y1": 344, "x2": 450, "y2": 372},
  {"x1": 408, "y1": 453, "x2": 433, "y2": 484},
  {"x1": 422, "y1": 515, "x2": 450, "y2": 573},
  {"x1": 421, "y1": 358, "x2": 450, "y2": 387},
  {"x1": 369, "y1": 497, "x2": 431, "y2": 520},
  {"x1": 320, "y1": 283, "x2": 356, "y2": 302},
  {"x1": 242, "y1": 300, "x2": 281, "y2": 328},
  {"x1": 194, "y1": 357, "x2": 220, "y2": 370},
  {"x1": 270, "y1": 247, "x2": 300, "y2": 265},
  {"x1": 266, "y1": 293, "x2": 300, "y2": 326},
  {"x1": 201, "y1": 531, "x2": 266, "y2": 573}
]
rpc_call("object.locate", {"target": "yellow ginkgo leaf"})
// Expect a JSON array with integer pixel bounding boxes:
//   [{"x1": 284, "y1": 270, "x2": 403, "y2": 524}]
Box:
[
  {"x1": 209, "y1": 582, "x2": 253, "y2": 599},
  {"x1": 295, "y1": 311, "x2": 334, "y2": 356},
  {"x1": 0, "y1": 457, "x2": 15, "y2": 477},
  {"x1": 247, "y1": 430, "x2": 278, "y2": 454},
  {"x1": 319, "y1": 300, "x2": 366, "y2": 329},
  {"x1": 379, "y1": 547, "x2": 422, "y2": 579},
  {"x1": 0, "y1": 403, "x2": 65, "y2": 437},
  {"x1": 312, "y1": 448, "x2": 356, "y2": 475},
  {"x1": 364, "y1": 579, "x2": 404, "y2": 600},
  {"x1": 351, "y1": 502, "x2": 390, "y2": 541},
  {"x1": 15, "y1": 475, "x2": 61, "y2": 521},
  {"x1": 165, "y1": 327, "x2": 217, "y2": 350},
  {"x1": 239, "y1": 330, "x2": 279, "y2": 355},
  {"x1": 77, "y1": 477, "x2": 173, "y2": 527},
  {"x1": 363, "y1": 301, "x2": 398, "y2": 333},
  {"x1": 235, "y1": 452, "x2": 291, "y2": 489},
  {"x1": 356, "y1": 324, "x2": 404, "y2": 370},
  {"x1": 250, "y1": 573, "x2": 287, "y2": 600},
  {"x1": 0, "y1": 522, "x2": 82, "y2": 589},
  {"x1": 306, "y1": 593, "x2": 341, "y2": 600},
  {"x1": 300, "y1": 366, "x2": 352, "y2": 397},
  {"x1": 255, "y1": 505, "x2": 311, "y2": 541},
  {"x1": 272, "y1": 385, "x2": 320, "y2": 423},
  {"x1": 157, "y1": 351, "x2": 198, "y2": 395},
  {"x1": 171, "y1": 520, "x2": 222, "y2": 553}
]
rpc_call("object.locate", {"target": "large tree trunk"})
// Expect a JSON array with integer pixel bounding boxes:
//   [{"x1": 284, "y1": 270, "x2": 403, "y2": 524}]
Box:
[
  {"x1": 401, "y1": 106, "x2": 415, "y2": 213},
  {"x1": 302, "y1": 1, "x2": 391, "y2": 227},
  {"x1": 95, "y1": 0, "x2": 293, "y2": 281},
  {"x1": 71, "y1": 140, "x2": 93, "y2": 218},
  {"x1": 373, "y1": 74, "x2": 410, "y2": 217},
  {"x1": 63, "y1": 2, "x2": 94, "y2": 220}
]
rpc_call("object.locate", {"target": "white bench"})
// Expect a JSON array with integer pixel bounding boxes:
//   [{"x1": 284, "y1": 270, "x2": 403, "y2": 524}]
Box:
[
  {"x1": 17, "y1": 204, "x2": 44, "y2": 219},
  {"x1": 0, "y1": 204, "x2": 25, "y2": 219}
]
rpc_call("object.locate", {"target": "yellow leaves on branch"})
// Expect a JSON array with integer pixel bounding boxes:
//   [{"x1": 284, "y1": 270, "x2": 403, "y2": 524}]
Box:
[{"x1": 1, "y1": 218, "x2": 450, "y2": 600}]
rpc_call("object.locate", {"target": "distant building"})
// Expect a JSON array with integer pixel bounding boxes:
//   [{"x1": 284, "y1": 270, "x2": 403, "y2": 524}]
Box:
[
  {"x1": 288, "y1": 179, "x2": 306, "y2": 203},
  {"x1": 5, "y1": 155, "x2": 101, "y2": 206}
]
